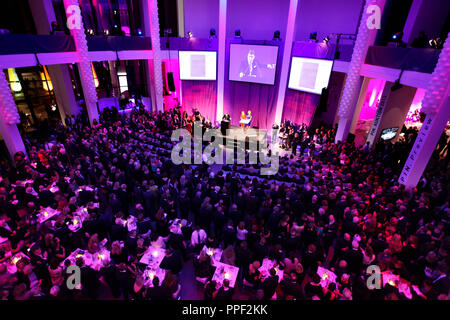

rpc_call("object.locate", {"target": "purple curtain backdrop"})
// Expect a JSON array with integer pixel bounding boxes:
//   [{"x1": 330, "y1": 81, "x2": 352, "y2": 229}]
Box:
[
  {"x1": 181, "y1": 80, "x2": 217, "y2": 122},
  {"x1": 226, "y1": 80, "x2": 278, "y2": 129},
  {"x1": 282, "y1": 89, "x2": 320, "y2": 126}
]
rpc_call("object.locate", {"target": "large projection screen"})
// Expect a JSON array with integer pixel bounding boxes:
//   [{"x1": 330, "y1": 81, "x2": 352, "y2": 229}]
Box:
[
  {"x1": 288, "y1": 57, "x2": 333, "y2": 94},
  {"x1": 229, "y1": 44, "x2": 279, "y2": 85},
  {"x1": 179, "y1": 51, "x2": 217, "y2": 80}
]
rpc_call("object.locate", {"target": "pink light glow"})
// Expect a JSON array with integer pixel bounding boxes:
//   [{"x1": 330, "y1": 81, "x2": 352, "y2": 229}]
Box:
[
  {"x1": 368, "y1": 89, "x2": 377, "y2": 107},
  {"x1": 162, "y1": 59, "x2": 182, "y2": 111},
  {"x1": 405, "y1": 88, "x2": 426, "y2": 126},
  {"x1": 359, "y1": 78, "x2": 386, "y2": 121}
]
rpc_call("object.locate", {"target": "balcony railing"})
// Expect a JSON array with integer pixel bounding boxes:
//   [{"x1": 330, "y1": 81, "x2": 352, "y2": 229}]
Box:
[
  {"x1": 365, "y1": 46, "x2": 440, "y2": 73},
  {"x1": 0, "y1": 35, "x2": 151, "y2": 55},
  {"x1": 86, "y1": 36, "x2": 151, "y2": 51},
  {"x1": 0, "y1": 34, "x2": 75, "y2": 55}
]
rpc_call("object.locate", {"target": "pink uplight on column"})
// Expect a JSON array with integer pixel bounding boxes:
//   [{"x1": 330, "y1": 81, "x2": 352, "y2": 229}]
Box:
[
  {"x1": 368, "y1": 89, "x2": 377, "y2": 107},
  {"x1": 358, "y1": 78, "x2": 385, "y2": 121}
]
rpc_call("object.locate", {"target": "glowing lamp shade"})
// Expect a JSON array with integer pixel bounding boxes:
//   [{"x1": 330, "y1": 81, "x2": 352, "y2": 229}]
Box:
[
  {"x1": 8, "y1": 69, "x2": 22, "y2": 92},
  {"x1": 41, "y1": 66, "x2": 53, "y2": 91},
  {"x1": 91, "y1": 63, "x2": 99, "y2": 88}
]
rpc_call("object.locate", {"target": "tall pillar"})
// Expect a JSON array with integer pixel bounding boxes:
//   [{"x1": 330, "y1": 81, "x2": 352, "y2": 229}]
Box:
[
  {"x1": 0, "y1": 71, "x2": 26, "y2": 160},
  {"x1": 216, "y1": 0, "x2": 227, "y2": 123},
  {"x1": 398, "y1": 33, "x2": 450, "y2": 188},
  {"x1": 176, "y1": 0, "x2": 185, "y2": 38},
  {"x1": 335, "y1": 0, "x2": 386, "y2": 143},
  {"x1": 29, "y1": 0, "x2": 80, "y2": 125},
  {"x1": 142, "y1": 0, "x2": 164, "y2": 112},
  {"x1": 63, "y1": 0, "x2": 99, "y2": 125},
  {"x1": 273, "y1": 0, "x2": 299, "y2": 126}
]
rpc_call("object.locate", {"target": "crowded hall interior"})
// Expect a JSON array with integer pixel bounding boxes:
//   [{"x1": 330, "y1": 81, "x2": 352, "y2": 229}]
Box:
[{"x1": 0, "y1": 0, "x2": 449, "y2": 302}]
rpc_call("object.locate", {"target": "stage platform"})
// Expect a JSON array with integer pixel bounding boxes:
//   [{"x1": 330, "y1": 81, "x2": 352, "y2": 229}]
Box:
[{"x1": 209, "y1": 125, "x2": 276, "y2": 151}]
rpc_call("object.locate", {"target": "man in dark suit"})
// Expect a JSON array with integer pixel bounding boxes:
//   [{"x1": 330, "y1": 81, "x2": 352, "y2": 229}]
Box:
[
  {"x1": 239, "y1": 50, "x2": 265, "y2": 80},
  {"x1": 215, "y1": 279, "x2": 234, "y2": 300},
  {"x1": 262, "y1": 268, "x2": 279, "y2": 299},
  {"x1": 160, "y1": 247, "x2": 183, "y2": 275},
  {"x1": 147, "y1": 277, "x2": 171, "y2": 300}
]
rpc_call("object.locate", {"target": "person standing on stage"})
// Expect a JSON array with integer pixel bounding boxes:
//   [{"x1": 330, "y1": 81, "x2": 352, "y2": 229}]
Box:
[
  {"x1": 240, "y1": 111, "x2": 246, "y2": 129},
  {"x1": 246, "y1": 111, "x2": 252, "y2": 130}
]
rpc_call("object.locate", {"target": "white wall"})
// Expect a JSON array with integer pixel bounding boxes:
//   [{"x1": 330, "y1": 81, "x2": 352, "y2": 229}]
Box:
[
  {"x1": 226, "y1": 0, "x2": 290, "y2": 40},
  {"x1": 184, "y1": 0, "x2": 219, "y2": 38}
]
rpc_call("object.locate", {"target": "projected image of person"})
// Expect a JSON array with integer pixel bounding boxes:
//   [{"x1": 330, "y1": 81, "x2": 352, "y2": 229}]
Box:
[{"x1": 239, "y1": 50, "x2": 274, "y2": 80}]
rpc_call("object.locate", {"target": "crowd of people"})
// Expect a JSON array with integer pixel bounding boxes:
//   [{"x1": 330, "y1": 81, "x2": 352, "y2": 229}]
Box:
[{"x1": 0, "y1": 105, "x2": 449, "y2": 300}]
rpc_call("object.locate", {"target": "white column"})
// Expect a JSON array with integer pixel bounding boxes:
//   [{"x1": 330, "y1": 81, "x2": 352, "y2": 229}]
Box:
[
  {"x1": 63, "y1": 0, "x2": 99, "y2": 125},
  {"x1": 398, "y1": 33, "x2": 450, "y2": 188},
  {"x1": 216, "y1": 0, "x2": 227, "y2": 123},
  {"x1": 0, "y1": 71, "x2": 26, "y2": 159},
  {"x1": 398, "y1": 97, "x2": 450, "y2": 188},
  {"x1": 273, "y1": 0, "x2": 299, "y2": 127},
  {"x1": 176, "y1": 0, "x2": 185, "y2": 38},
  {"x1": 335, "y1": 0, "x2": 386, "y2": 143},
  {"x1": 145, "y1": 0, "x2": 164, "y2": 112},
  {"x1": 29, "y1": 0, "x2": 80, "y2": 125}
]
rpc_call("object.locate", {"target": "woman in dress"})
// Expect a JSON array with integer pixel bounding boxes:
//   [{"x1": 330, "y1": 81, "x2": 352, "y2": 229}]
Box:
[{"x1": 240, "y1": 111, "x2": 246, "y2": 129}]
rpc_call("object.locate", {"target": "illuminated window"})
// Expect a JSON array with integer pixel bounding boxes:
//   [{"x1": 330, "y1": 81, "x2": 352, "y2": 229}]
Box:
[{"x1": 117, "y1": 71, "x2": 128, "y2": 94}]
